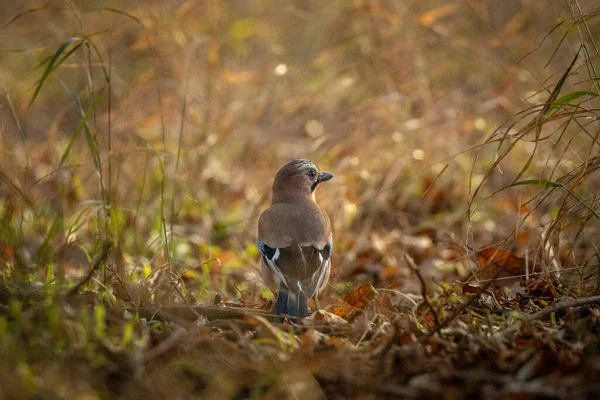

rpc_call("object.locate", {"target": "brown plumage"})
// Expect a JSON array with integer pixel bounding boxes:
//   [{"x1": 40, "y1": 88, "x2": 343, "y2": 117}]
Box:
[{"x1": 257, "y1": 159, "x2": 333, "y2": 318}]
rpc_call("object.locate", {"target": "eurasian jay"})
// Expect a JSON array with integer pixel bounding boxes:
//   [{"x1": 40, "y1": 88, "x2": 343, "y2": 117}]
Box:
[{"x1": 257, "y1": 159, "x2": 333, "y2": 319}]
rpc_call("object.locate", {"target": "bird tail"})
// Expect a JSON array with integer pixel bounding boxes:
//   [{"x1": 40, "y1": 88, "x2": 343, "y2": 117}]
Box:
[{"x1": 274, "y1": 288, "x2": 308, "y2": 319}]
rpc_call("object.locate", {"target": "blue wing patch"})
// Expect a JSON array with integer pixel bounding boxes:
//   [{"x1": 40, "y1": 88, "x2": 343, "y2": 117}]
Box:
[
  {"x1": 257, "y1": 240, "x2": 277, "y2": 260},
  {"x1": 257, "y1": 239, "x2": 287, "y2": 288}
]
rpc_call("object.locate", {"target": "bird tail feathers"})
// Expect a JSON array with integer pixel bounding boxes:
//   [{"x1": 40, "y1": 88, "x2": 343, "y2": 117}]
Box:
[{"x1": 274, "y1": 288, "x2": 308, "y2": 319}]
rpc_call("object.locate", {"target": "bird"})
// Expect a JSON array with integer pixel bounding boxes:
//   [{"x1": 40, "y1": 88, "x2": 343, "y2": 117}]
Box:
[{"x1": 257, "y1": 159, "x2": 333, "y2": 319}]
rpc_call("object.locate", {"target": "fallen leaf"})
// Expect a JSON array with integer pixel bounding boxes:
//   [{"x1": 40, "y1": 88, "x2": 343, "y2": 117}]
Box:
[
  {"x1": 324, "y1": 336, "x2": 351, "y2": 350},
  {"x1": 328, "y1": 299, "x2": 359, "y2": 320},
  {"x1": 343, "y1": 282, "x2": 377, "y2": 309},
  {"x1": 476, "y1": 246, "x2": 526, "y2": 273},
  {"x1": 525, "y1": 278, "x2": 557, "y2": 299},
  {"x1": 380, "y1": 265, "x2": 398, "y2": 280},
  {"x1": 416, "y1": 301, "x2": 437, "y2": 330},
  {"x1": 304, "y1": 310, "x2": 348, "y2": 325}
]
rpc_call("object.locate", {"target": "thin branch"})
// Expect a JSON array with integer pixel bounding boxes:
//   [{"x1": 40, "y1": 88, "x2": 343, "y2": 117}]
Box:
[
  {"x1": 404, "y1": 254, "x2": 440, "y2": 327},
  {"x1": 142, "y1": 327, "x2": 186, "y2": 363},
  {"x1": 67, "y1": 241, "x2": 111, "y2": 299},
  {"x1": 424, "y1": 271, "x2": 501, "y2": 339},
  {"x1": 496, "y1": 294, "x2": 600, "y2": 341},
  {"x1": 525, "y1": 294, "x2": 600, "y2": 321}
]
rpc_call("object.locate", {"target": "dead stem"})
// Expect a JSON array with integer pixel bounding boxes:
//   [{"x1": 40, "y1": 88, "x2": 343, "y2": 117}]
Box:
[{"x1": 66, "y1": 241, "x2": 111, "y2": 299}]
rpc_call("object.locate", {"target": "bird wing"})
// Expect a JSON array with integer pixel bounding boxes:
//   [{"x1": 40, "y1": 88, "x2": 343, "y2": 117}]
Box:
[{"x1": 257, "y1": 233, "x2": 332, "y2": 298}]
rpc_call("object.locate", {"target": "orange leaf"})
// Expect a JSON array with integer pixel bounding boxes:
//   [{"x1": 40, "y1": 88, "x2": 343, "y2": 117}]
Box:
[
  {"x1": 324, "y1": 336, "x2": 349, "y2": 349},
  {"x1": 343, "y1": 282, "x2": 377, "y2": 309},
  {"x1": 416, "y1": 302, "x2": 437, "y2": 329},
  {"x1": 461, "y1": 283, "x2": 480, "y2": 295},
  {"x1": 1, "y1": 243, "x2": 14, "y2": 261},
  {"x1": 328, "y1": 299, "x2": 359, "y2": 320},
  {"x1": 399, "y1": 331, "x2": 416, "y2": 346},
  {"x1": 476, "y1": 246, "x2": 525, "y2": 272},
  {"x1": 417, "y1": 4, "x2": 458, "y2": 27},
  {"x1": 380, "y1": 266, "x2": 398, "y2": 279},
  {"x1": 220, "y1": 69, "x2": 257, "y2": 85}
]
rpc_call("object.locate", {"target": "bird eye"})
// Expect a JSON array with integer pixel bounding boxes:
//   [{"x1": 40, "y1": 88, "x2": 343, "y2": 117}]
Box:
[{"x1": 308, "y1": 169, "x2": 317, "y2": 179}]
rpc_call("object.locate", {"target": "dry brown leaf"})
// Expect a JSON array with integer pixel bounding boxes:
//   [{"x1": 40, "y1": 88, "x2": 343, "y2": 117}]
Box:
[
  {"x1": 416, "y1": 301, "x2": 437, "y2": 330},
  {"x1": 379, "y1": 265, "x2": 396, "y2": 278},
  {"x1": 526, "y1": 279, "x2": 557, "y2": 300},
  {"x1": 324, "y1": 336, "x2": 351, "y2": 350},
  {"x1": 476, "y1": 246, "x2": 526, "y2": 273},
  {"x1": 328, "y1": 299, "x2": 359, "y2": 320},
  {"x1": 343, "y1": 282, "x2": 377, "y2": 309}
]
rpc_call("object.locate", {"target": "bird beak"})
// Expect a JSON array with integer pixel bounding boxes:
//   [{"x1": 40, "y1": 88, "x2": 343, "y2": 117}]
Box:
[{"x1": 318, "y1": 172, "x2": 333, "y2": 183}]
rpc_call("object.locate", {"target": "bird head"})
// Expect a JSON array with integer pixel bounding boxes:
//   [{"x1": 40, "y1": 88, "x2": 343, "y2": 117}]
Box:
[{"x1": 272, "y1": 159, "x2": 333, "y2": 201}]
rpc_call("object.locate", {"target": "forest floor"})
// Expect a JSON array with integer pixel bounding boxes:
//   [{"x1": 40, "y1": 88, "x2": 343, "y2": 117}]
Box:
[{"x1": 2, "y1": 1, "x2": 600, "y2": 399}]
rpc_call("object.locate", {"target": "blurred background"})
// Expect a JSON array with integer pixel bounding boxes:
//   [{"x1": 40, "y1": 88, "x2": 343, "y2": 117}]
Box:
[
  {"x1": 4, "y1": 1, "x2": 600, "y2": 398},
  {"x1": 1, "y1": 0, "x2": 600, "y2": 303}
]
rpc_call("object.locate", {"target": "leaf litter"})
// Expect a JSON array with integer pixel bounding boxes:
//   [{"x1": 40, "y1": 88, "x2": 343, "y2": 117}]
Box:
[{"x1": 2, "y1": 1, "x2": 600, "y2": 399}]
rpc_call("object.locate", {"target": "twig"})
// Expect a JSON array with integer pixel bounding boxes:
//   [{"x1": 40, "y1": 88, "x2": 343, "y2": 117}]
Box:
[
  {"x1": 496, "y1": 294, "x2": 600, "y2": 341},
  {"x1": 424, "y1": 273, "x2": 500, "y2": 339},
  {"x1": 142, "y1": 327, "x2": 187, "y2": 363},
  {"x1": 404, "y1": 254, "x2": 440, "y2": 326},
  {"x1": 138, "y1": 305, "x2": 353, "y2": 335},
  {"x1": 370, "y1": 318, "x2": 398, "y2": 358},
  {"x1": 67, "y1": 241, "x2": 111, "y2": 299},
  {"x1": 140, "y1": 304, "x2": 276, "y2": 322},
  {"x1": 525, "y1": 294, "x2": 600, "y2": 321}
]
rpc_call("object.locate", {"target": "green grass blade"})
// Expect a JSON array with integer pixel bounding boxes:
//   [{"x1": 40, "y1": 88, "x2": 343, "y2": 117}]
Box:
[
  {"x1": 29, "y1": 37, "x2": 85, "y2": 106},
  {"x1": 32, "y1": 54, "x2": 54, "y2": 71},
  {"x1": 34, "y1": 218, "x2": 61, "y2": 262},
  {"x1": 538, "y1": 47, "x2": 581, "y2": 118},
  {"x1": 77, "y1": 87, "x2": 106, "y2": 169},
  {"x1": 58, "y1": 84, "x2": 106, "y2": 168},
  {"x1": 507, "y1": 179, "x2": 563, "y2": 188},
  {"x1": 549, "y1": 90, "x2": 599, "y2": 112},
  {"x1": 84, "y1": 39, "x2": 110, "y2": 83},
  {"x1": 0, "y1": 170, "x2": 35, "y2": 210},
  {"x1": 553, "y1": 91, "x2": 598, "y2": 105}
]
